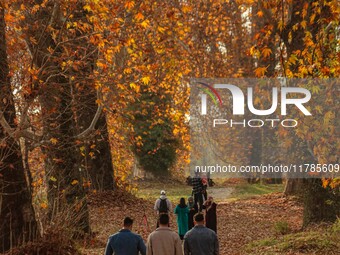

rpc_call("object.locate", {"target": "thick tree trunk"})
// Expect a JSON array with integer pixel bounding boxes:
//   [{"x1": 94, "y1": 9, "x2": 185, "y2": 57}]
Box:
[
  {"x1": 284, "y1": 178, "x2": 303, "y2": 195},
  {"x1": 280, "y1": 0, "x2": 338, "y2": 225},
  {"x1": 73, "y1": 88, "x2": 114, "y2": 191},
  {"x1": 70, "y1": 4, "x2": 114, "y2": 191},
  {"x1": 40, "y1": 77, "x2": 90, "y2": 234},
  {"x1": 0, "y1": 6, "x2": 38, "y2": 252},
  {"x1": 303, "y1": 179, "x2": 340, "y2": 226},
  {"x1": 23, "y1": 2, "x2": 91, "y2": 234}
]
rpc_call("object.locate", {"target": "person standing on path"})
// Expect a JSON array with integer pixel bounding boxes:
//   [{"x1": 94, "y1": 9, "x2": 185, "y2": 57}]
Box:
[
  {"x1": 154, "y1": 190, "x2": 172, "y2": 214},
  {"x1": 147, "y1": 214, "x2": 183, "y2": 255},
  {"x1": 191, "y1": 172, "x2": 204, "y2": 211},
  {"x1": 187, "y1": 196, "x2": 198, "y2": 230},
  {"x1": 174, "y1": 197, "x2": 189, "y2": 240},
  {"x1": 183, "y1": 213, "x2": 219, "y2": 255},
  {"x1": 154, "y1": 190, "x2": 172, "y2": 228},
  {"x1": 104, "y1": 217, "x2": 146, "y2": 255},
  {"x1": 202, "y1": 196, "x2": 217, "y2": 233}
]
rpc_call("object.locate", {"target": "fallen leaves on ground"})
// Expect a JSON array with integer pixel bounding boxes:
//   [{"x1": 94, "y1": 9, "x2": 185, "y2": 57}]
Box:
[{"x1": 82, "y1": 190, "x2": 304, "y2": 255}]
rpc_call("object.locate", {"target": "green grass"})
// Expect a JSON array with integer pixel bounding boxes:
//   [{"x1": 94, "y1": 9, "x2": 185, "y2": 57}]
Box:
[
  {"x1": 228, "y1": 183, "x2": 284, "y2": 201},
  {"x1": 245, "y1": 220, "x2": 340, "y2": 254},
  {"x1": 135, "y1": 179, "x2": 284, "y2": 204},
  {"x1": 135, "y1": 180, "x2": 192, "y2": 204}
]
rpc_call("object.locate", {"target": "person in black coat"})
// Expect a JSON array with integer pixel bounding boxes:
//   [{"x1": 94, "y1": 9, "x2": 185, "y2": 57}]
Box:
[
  {"x1": 202, "y1": 196, "x2": 217, "y2": 233},
  {"x1": 187, "y1": 196, "x2": 198, "y2": 230}
]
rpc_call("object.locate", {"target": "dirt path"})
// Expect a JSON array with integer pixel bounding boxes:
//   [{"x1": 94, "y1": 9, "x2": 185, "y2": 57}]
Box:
[
  {"x1": 208, "y1": 187, "x2": 234, "y2": 202},
  {"x1": 83, "y1": 189, "x2": 302, "y2": 255},
  {"x1": 217, "y1": 193, "x2": 302, "y2": 254}
]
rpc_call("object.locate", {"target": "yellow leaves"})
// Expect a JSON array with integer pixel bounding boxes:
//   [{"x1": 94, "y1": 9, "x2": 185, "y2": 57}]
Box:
[
  {"x1": 125, "y1": 1, "x2": 135, "y2": 10},
  {"x1": 135, "y1": 12, "x2": 144, "y2": 21},
  {"x1": 173, "y1": 127, "x2": 180, "y2": 135},
  {"x1": 288, "y1": 54, "x2": 298, "y2": 65},
  {"x1": 140, "y1": 19, "x2": 150, "y2": 28},
  {"x1": 300, "y1": 20, "x2": 307, "y2": 29},
  {"x1": 71, "y1": 179, "x2": 79, "y2": 185},
  {"x1": 124, "y1": 68, "x2": 132, "y2": 74},
  {"x1": 257, "y1": 11, "x2": 264, "y2": 17},
  {"x1": 261, "y1": 47, "x2": 272, "y2": 58},
  {"x1": 40, "y1": 202, "x2": 48, "y2": 209},
  {"x1": 83, "y1": 4, "x2": 92, "y2": 12},
  {"x1": 310, "y1": 13, "x2": 316, "y2": 24},
  {"x1": 314, "y1": 105, "x2": 323, "y2": 114},
  {"x1": 50, "y1": 138, "x2": 58, "y2": 145},
  {"x1": 141, "y1": 76, "x2": 150, "y2": 85},
  {"x1": 158, "y1": 26, "x2": 166, "y2": 34},
  {"x1": 254, "y1": 66, "x2": 268, "y2": 77},
  {"x1": 50, "y1": 176, "x2": 57, "y2": 182},
  {"x1": 298, "y1": 66, "x2": 309, "y2": 76},
  {"x1": 311, "y1": 86, "x2": 321, "y2": 94},
  {"x1": 129, "y1": 82, "x2": 140, "y2": 93},
  {"x1": 323, "y1": 111, "x2": 334, "y2": 126},
  {"x1": 182, "y1": 5, "x2": 192, "y2": 13},
  {"x1": 278, "y1": 20, "x2": 284, "y2": 31},
  {"x1": 29, "y1": 36, "x2": 37, "y2": 45},
  {"x1": 330, "y1": 178, "x2": 340, "y2": 189},
  {"x1": 96, "y1": 60, "x2": 107, "y2": 69},
  {"x1": 4, "y1": 13, "x2": 15, "y2": 23}
]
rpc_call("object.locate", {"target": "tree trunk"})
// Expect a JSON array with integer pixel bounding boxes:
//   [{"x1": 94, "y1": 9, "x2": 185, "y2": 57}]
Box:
[
  {"x1": 284, "y1": 178, "x2": 303, "y2": 195},
  {"x1": 40, "y1": 79, "x2": 90, "y2": 234},
  {"x1": 280, "y1": 0, "x2": 338, "y2": 225},
  {"x1": 74, "y1": 89, "x2": 114, "y2": 191},
  {"x1": 69, "y1": 3, "x2": 114, "y2": 191},
  {"x1": 303, "y1": 179, "x2": 340, "y2": 226},
  {"x1": 0, "y1": 6, "x2": 38, "y2": 252},
  {"x1": 23, "y1": 1, "x2": 91, "y2": 235}
]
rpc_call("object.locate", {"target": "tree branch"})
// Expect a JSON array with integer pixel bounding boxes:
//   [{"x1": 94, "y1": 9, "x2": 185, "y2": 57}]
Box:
[
  {"x1": 76, "y1": 89, "x2": 103, "y2": 139},
  {"x1": 0, "y1": 110, "x2": 42, "y2": 142}
]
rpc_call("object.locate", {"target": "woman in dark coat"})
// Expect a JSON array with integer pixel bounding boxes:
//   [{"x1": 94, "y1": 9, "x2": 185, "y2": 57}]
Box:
[
  {"x1": 203, "y1": 196, "x2": 217, "y2": 233},
  {"x1": 187, "y1": 196, "x2": 198, "y2": 230}
]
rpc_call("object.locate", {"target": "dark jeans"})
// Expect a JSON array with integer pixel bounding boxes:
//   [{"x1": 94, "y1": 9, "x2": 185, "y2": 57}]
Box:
[{"x1": 194, "y1": 192, "x2": 203, "y2": 211}]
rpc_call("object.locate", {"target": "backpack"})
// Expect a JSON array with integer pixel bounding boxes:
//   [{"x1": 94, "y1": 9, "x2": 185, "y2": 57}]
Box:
[{"x1": 159, "y1": 199, "x2": 168, "y2": 213}]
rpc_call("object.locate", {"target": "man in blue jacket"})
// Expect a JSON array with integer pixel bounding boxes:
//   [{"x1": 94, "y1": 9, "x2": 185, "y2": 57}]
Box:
[
  {"x1": 183, "y1": 213, "x2": 219, "y2": 255},
  {"x1": 105, "y1": 217, "x2": 146, "y2": 255}
]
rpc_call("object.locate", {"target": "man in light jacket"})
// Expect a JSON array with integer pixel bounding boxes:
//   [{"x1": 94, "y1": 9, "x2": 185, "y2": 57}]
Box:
[
  {"x1": 154, "y1": 190, "x2": 172, "y2": 214},
  {"x1": 147, "y1": 214, "x2": 183, "y2": 255},
  {"x1": 183, "y1": 213, "x2": 219, "y2": 255}
]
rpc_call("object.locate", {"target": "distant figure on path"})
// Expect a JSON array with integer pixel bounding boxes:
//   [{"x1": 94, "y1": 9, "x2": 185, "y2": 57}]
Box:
[
  {"x1": 202, "y1": 175, "x2": 208, "y2": 201},
  {"x1": 104, "y1": 217, "x2": 146, "y2": 255},
  {"x1": 154, "y1": 190, "x2": 172, "y2": 214},
  {"x1": 203, "y1": 196, "x2": 217, "y2": 233},
  {"x1": 183, "y1": 213, "x2": 219, "y2": 255},
  {"x1": 174, "y1": 197, "x2": 189, "y2": 240},
  {"x1": 187, "y1": 196, "x2": 198, "y2": 230},
  {"x1": 191, "y1": 172, "x2": 204, "y2": 211},
  {"x1": 147, "y1": 214, "x2": 183, "y2": 255}
]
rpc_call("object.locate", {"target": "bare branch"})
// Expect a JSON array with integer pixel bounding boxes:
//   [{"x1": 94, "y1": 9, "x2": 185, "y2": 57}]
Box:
[
  {"x1": 0, "y1": 110, "x2": 42, "y2": 142},
  {"x1": 76, "y1": 89, "x2": 103, "y2": 139}
]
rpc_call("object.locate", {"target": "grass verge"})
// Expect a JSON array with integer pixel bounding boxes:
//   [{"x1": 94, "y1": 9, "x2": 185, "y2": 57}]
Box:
[
  {"x1": 245, "y1": 220, "x2": 340, "y2": 255},
  {"x1": 228, "y1": 183, "x2": 284, "y2": 201}
]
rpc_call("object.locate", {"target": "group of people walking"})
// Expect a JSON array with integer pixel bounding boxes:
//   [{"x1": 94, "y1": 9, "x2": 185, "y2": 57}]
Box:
[{"x1": 105, "y1": 174, "x2": 218, "y2": 255}]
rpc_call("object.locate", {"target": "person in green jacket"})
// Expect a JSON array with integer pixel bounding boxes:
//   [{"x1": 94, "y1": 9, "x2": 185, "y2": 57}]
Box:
[{"x1": 174, "y1": 197, "x2": 189, "y2": 240}]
